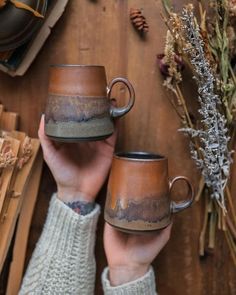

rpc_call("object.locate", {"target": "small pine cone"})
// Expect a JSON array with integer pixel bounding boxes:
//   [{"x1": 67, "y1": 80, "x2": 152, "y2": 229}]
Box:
[{"x1": 130, "y1": 8, "x2": 149, "y2": 33}]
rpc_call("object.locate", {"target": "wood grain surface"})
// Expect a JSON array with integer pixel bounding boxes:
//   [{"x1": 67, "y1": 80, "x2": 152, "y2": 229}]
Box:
[{"x1": 0, "y1": 0, "x2": 235, "y2": 294}]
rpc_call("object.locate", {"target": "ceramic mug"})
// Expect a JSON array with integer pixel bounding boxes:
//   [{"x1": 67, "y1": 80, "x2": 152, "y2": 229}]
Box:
[
  {"x1": 45, "y1": 65, "x2": 135, "y2": 141},
  {"x1": 104, "y1": 152, "x2": 194, "y2": 233}
]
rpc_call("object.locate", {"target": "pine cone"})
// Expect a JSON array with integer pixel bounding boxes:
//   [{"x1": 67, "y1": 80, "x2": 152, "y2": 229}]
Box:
[{"x1": 130, "y1": 8, "x2": 149, "y2": 33}]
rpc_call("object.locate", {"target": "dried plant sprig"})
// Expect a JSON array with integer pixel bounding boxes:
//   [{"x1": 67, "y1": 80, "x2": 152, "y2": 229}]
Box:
[
  {"x1": 17, "y1": 137, "x2": 32, "y2": 170},
  {"x1": 163, "y1": 31, "x2": 183, "y2": 84},
  {"x1": 160, "y1": 0, "x2": 236, "y2": 265},
  {"x1": 0, "y1": 143, "x2": 17, "y2": 169},
  {"x1": 179, "y1": 5, "x2": 232, "y2": 212}
]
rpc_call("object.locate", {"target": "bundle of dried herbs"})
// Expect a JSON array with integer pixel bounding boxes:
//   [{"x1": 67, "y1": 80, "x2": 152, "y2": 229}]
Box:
[{"x1": 159, "y1": 0, "x2": 236, "y2": 265}]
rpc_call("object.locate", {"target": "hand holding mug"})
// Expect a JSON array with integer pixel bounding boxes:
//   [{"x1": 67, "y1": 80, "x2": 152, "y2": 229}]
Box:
[
  {"x1": 104, "y1": 222, "x2": 172, "y2": 286},
  {"x1": 45, "y1": 65, "x2": 135, "y2": 141},
  {"x1": 38, "y1": 116, "x2": 117, "y2": 203},
  {"x1": 105, "y1": 152, "x2": 194, "y2": 233}
]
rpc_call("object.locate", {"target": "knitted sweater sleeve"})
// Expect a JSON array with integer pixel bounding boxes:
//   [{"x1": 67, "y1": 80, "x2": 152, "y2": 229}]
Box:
[
  {"x1": 102, "y1": 267, "x2": 157, "y2": 295},
  {"x1": 19, "y1": 194, "x2": 100, "y2": 295}
]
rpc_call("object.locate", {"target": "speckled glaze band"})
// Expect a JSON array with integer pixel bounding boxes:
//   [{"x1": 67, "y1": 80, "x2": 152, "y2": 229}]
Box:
[
  {"x1": 45, "y1": 94, "x2": 113, "y2": 140},
  {"x1": 44, "y1": 65, "x2": 135, "y2": 141},
  {"x1": 104, "y1": 193, "x2": 172, "y2": 232},
  {"x1": 104, "y1": 152, "x2": 194, "y2": 233}
]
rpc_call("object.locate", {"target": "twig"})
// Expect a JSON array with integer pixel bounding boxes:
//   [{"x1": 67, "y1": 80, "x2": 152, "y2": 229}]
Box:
[
  {"x1": 226, "y1": 215, "x2": 236, "y2": 240},
  {"x1": 225, "y1": 231, "x2": 236, "y2": 266},
  {"x1": 199, "y1": 195, "x2": 209, "y2": 256},
  {"x1": 195, "y1": 176, "x2": 205, "y2": 201},
  {"x1": 209, "y1": 209, "x2": 217, "y2": 248},
  {"x1": 175, "y1": 84, "x2": 194, "y2": 129},
  {"x1": 225, "y1": 186, "x2": 236, "y2": 226},
  {"x1": 229, "y1": 64, "x2": 236, "y2": 85},
  {"x1": 166, "y1": 94, "x2": 185, "y2": 120}
]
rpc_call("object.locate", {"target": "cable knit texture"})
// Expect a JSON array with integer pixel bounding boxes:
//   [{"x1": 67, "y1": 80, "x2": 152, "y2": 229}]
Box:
[
  {"x1": 102, "y1": 267, "x2": 157, "y2": 295},
  {"x1": 19, "y1": 194, "x2": 158, "y2": 295},
  {"x1": 19, "y1": 194, "x2": 100, "y2": 295}
]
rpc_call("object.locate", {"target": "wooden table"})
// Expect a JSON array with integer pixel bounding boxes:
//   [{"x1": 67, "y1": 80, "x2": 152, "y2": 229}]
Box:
[{"x1": 0, "y1": 1, "x2": 235, "y2": 294}]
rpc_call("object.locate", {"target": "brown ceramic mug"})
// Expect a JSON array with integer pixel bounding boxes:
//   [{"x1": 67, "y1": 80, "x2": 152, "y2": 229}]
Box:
[
  {"x1": 104, "y1": 152, "x2": 194, "y2": 233},
  {"x1": 45, "y1": 65, "x2": 135, "y2": 141}
]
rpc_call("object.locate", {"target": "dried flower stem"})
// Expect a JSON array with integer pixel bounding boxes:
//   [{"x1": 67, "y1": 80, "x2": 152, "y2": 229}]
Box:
[
  {"x1": 229, "y1": 64, "x2": 236, "y2": 85},
  {"x1": 175, "y1": 83, "x2": 194, "y2": 128},
  {"x1": 199, "y1": 195, "x2": 209, "y2": 256},
  {"x1": 162, "y1": 23, "x2": 193, "y2": 72},
  {"x1": 225, "y1": 186, "x2": 236, "y2": 225},
  {"x1": 195, "y1": 176, "x2": 205, "y2": 201},
  {"x1": 222, "y1": 209, "x2": 227, "y2": 230},
  {"x1": 225, "y1": 231, "x2": 236, "y2": 265},
  {"x1": 217, "y1": 204, "x2": 222, "y2": 229},
  {"x1": 167, "y1": 95, "x2": 184, "y2": 119},
  {"x1": 161, "y1": 0, "x2": 236, "y2": 264},
  {"x1": 166, "y1": 83, "x2": 203, "y2": 157},
  {"x1": 181, "y1": 6, "x2": 232, "y2": 212},
  {"x1": 209, "y1": 209, "x2": 217, "y2": 248},
  {"x1": 226, "y1": 215, "x2": 236, "y2": 239}
]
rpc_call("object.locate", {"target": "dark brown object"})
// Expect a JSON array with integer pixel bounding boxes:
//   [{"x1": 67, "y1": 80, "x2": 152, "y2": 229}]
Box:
[
  {"x1": 0, "y1": 0, "x2": 7, "y2": 9},
  {"x1": 0, "y1": 0, "x2": 47, "y2": 52},
  {"x1": 130, "y1": 8, "x2": 149, "y2": 33},
  {"x1": 157, "y1": 53, "x2": 184, "y2": 77},
  {"x1": 104, "y1": 152, "x2": 194, "y2": 233},
  {"x1": 45, "y1": 65, "x2": 135, "y2": 141}
]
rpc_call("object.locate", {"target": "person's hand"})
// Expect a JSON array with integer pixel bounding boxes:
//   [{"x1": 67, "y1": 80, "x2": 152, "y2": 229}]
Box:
[
  {"x1": 104, "y1": 223, "x2": 172, "y2": 286},
  {"x1": 38, "y1": 115, "x2": 117, "y2": 203}
]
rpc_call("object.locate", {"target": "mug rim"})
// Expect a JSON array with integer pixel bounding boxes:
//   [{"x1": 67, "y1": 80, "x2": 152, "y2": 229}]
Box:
[
  {"x1": 114, "y1": 151, "x2": 167, "y2": 161},
  {"x1": 50, "y1": 64, "x2": 104, "y2": 68}
]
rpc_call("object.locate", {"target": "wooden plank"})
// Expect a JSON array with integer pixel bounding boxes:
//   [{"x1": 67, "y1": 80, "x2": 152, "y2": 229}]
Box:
[
  {"x1": 0, "y1": 106, "x2": 4, "y2": 122},
  {"x1": 0, "y1": 138, "x2": 40, "y2": 272},
  {"x1": 6, "y1": 151, "x2": 43, "y2": 295},
  {"x1": 0, "y1": 112, "x2": 19, "y2": 132},
  {"x1": 0, "y1": 139, "x2": 20, "y2": 216}
]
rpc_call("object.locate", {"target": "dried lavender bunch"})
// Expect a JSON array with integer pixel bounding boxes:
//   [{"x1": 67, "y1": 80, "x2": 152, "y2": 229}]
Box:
[{"x1": 180, "y1": 5, "x2": 232, "y2": 211}]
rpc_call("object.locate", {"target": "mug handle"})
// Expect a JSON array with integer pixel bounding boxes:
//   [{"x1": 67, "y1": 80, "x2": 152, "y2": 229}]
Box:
[
  {"x1": 107, "y1": 77, "x2": 135, "y2": 118},
  {"x1": 169, "y1": 176, "x2": 194, "y2": 213}
]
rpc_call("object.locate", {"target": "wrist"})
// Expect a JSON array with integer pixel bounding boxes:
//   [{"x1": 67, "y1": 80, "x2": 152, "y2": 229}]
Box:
[
  {"x1": 65, "y1": 199, "x2": 95, "y2": 215},
  {"x1": 57, "y1": 186, "x2": 95, "y2": 203},
  {"x1": 108, "y1": 265, "x2": 149, "y2": 286}
]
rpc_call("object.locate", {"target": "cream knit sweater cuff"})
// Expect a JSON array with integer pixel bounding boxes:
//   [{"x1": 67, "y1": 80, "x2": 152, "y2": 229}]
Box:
[
  {"x1": 102, "y1": 266, "x2": 157, "y2": 295},
  {"x1": 19, "y1": 194, "x2": 100, "y2": 295}
]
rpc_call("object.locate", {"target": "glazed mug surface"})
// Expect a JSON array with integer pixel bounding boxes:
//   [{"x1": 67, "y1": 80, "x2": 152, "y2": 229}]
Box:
[
  {"x1": 104, "y1": 152, "x2": 194, "y2": 233},
  {"x1": 45, "y1": 65, "x2": 135, "y2": 141}
]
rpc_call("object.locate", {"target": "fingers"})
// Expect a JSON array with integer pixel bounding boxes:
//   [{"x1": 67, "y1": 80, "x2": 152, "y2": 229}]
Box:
[
  {"x1": 105, "y1": 120, "x2": 119, "y2": 148},
  {"x1": 38, "y1": 115, "x2": 56, "y2": 160},
  {"x1": 104, "y1": 222, "x2": 120, "y2": 241},
  {"x1": 153, "y1": 223, "x2": 172, "y2": 252},
  {"x1": 104, "y1": 222, "x2": 127, "y2": 248}
]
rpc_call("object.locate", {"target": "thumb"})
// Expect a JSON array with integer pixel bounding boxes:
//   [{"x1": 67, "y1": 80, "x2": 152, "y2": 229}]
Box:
[{"x1": 38, "y1": 115, "x2": 57, "y2": 161}]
